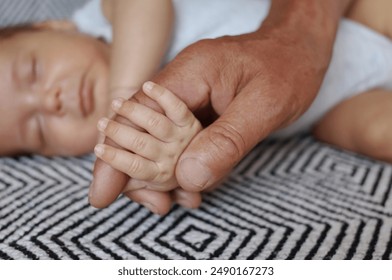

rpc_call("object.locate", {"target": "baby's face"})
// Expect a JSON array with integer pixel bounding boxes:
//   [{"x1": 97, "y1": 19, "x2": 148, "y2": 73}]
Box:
[{"x1": 0, "y1": 26, "x2": 110, "y2": 156}]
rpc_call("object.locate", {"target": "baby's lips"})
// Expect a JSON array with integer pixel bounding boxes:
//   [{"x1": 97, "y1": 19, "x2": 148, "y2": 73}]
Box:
[{"x1": 79, "y1": 75, "x2": 94, "y2": 117}]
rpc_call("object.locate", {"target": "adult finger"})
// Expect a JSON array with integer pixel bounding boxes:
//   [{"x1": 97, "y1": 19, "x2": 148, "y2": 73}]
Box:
[
  {"x1": 172, "y1": 188, "x2": 203, "y2": 209},
  {"x1": 176, "y1": 79, "x2": 292, "y2": 192},
  {"x1": 123, "y1": 188, "x2": 173, "y2": 215},
  {"x1": 89, "y1": 154, "x2": 128, "y2": 208}
]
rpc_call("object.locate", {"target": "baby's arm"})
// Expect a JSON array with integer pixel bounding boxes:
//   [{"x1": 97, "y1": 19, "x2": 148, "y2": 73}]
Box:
[
  {"x1": 94, "y1": 82, "x2": 202, "y2": 191},
  {"x1": 102, "y1": 0, "x2": 173, "y2": 97}
]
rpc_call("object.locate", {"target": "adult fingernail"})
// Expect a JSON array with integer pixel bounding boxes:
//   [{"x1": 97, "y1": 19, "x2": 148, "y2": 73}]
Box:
[
  {"x1": 88, "y1": 181, "x2": 95, "y2": 204},
  {"x1": 141, "y1": 201, "x2": 159, "y2": 215},
  {"x1": 178, "y1": 158, "x2": 212, "y2": 191},
  {"x1": 176, "y1": 195, "x2": 199, "y2": 209}
]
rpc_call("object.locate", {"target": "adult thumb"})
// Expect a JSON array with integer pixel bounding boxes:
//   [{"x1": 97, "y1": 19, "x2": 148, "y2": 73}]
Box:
[{"x1": 176, "y1": 118, "x2": 253, "y2": 192}]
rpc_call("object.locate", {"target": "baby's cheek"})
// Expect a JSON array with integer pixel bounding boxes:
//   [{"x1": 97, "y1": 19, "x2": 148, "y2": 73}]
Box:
[{"x1": 47, "y1": 119, "x2": 99, "y2": 156}]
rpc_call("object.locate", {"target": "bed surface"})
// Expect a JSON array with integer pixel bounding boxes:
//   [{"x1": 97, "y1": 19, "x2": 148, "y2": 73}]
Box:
[{"x1": 2, "y1": 135, "x2": 391, "y2": 259}]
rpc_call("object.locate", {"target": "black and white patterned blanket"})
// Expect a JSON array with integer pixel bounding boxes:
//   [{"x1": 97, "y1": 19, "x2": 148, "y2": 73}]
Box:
[{"x1": 0, "y1": 0, "x2": 391, "y2": 260}]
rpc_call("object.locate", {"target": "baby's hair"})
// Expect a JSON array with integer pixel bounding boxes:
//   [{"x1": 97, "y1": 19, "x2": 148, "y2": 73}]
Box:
[{"x1": 0, "y1": 24, "x2": 39, "y2": 41}]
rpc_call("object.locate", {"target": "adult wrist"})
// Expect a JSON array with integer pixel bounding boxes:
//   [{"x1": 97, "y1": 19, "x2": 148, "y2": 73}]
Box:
[{"x1": 260, "y1": 0, "x2": 354, "y2": 60}]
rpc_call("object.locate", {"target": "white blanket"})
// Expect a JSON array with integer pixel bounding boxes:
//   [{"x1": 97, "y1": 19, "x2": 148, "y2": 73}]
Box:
[{"x1": 73, "y1": 0, "x2": 392, "y2": 137}]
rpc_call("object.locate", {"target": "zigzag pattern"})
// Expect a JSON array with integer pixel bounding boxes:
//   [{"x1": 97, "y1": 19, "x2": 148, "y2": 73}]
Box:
[
  {"x1": 0, "y1": 0, "x2": 87, "y2": 26},
  {"x1": 1, "y1": 136, "x2": 392, "y2": 259},
  {"x1": 1, "y1": 0, "x2": 392, "y2": 260}
]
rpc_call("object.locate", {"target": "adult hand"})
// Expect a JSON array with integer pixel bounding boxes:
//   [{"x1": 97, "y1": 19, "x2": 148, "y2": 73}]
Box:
[{"x1": 89, "y1": 0, "x2": 353, "y2": 214}]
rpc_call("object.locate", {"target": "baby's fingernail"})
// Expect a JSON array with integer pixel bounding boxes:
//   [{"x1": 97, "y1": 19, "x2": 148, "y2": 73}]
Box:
[
  {"x1": 94, "y1": 144, "x2": 105, "y2": 157},
  {"x1": 143, "y1": 81, "x2": 154, "y2": 93},
  {"x1": 141, "y1": 201, "x2": 158, "y2": 215},
  {"x1": 97, "y1": 118, "x2": 109, "y2": 131},
  {"x1": 178, "y1": 158, "x2": 212, "y2": 191},
  {"x1": 111, "y1": 98, "x2": 124, "y2": 111}
]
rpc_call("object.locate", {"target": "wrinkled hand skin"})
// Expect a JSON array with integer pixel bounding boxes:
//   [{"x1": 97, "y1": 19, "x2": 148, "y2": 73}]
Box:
[{"x1": 89, "y1": 0, "x2": 354, "y2": 215}]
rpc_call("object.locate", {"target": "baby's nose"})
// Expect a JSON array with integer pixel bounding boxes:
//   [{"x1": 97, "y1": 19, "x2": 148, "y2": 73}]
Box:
[{"x1": 42, "y1": 87, "x2": 63, "y2": 115}]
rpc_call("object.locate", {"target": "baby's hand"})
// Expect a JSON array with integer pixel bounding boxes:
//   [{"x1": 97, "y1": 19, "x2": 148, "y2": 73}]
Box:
[{"x1": 94, "y1": 81, "x2": 202, "y2": 191}]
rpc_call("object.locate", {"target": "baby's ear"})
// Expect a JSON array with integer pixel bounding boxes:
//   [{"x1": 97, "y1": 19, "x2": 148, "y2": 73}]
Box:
[{"x1": 33, "y1": 20, "x2": 77, "y2": 31}]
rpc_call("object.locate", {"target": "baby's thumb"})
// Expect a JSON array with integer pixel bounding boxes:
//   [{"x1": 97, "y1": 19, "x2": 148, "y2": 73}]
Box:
[{"x1": 176, "y1": 120, "x2": 248, "y2": 192}]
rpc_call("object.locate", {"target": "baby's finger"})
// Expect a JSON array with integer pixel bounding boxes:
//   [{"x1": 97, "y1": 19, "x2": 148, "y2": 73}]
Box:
[
  {"x1": 143, "y1": 81, "x2": 196, "y2": 127},
  {"x1": 97, "y1": 118, "x2": 161, "y2": 161},
  {"x1": 94, "y1": 144, "x2": 159, "y2": 181},
  {"x1": 111, "y1": 98, "x2": 175, "y2": 141}
]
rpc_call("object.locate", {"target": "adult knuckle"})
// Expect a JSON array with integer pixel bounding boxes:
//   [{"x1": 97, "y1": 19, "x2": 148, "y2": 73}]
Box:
[
  {"x1": 180, "y1": 39, "x2": 216, "y2": 62},
  {"x1": 195, "y1": 38, "x2": 218, "y2": 50}
]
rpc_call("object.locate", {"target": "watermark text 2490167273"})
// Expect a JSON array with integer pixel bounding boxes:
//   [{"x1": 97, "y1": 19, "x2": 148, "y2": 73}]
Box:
[{"x1": 210, "y1": 266, "x2": 274, "y2": 276}]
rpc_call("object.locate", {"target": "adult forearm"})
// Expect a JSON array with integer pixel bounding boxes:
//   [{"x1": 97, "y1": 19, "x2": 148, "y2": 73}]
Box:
[
  {"x1": 261, "y1": 0, "x2": 354, "y2": 60},
  {"x1": 265, "y1": 0, "x2": 354, "y2": 34}
]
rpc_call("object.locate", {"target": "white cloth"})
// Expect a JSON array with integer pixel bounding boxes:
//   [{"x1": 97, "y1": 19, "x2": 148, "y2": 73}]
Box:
[
  {"x1": 72, "y1": 0, "x2": 392, "y2": 137},
  {"x1": 274, "y1": 19, "x2": 392, "y2": 137},
  {"x1": 72, "y1": 0, "x2": 270, "y2": 63},
  {"x1": 72, "y1": 0, "x2": 112, "y2": 42}
]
